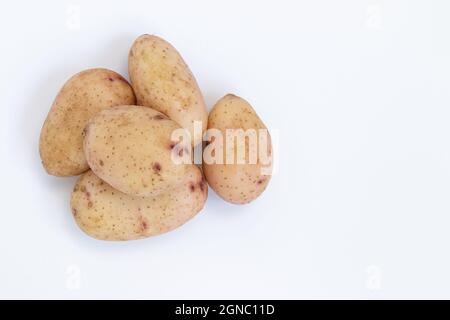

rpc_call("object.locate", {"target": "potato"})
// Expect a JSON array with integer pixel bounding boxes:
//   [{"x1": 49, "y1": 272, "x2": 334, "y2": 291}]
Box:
[
  {"x1": 128, "y1": 34, "x2": 207, "y2": 146},
  {"x1": 84, "y1": 105, "x2": 192, "y2": 197},
  {"x1": 39, "y1": 68, "x2": 136, "y2": 176},
  {"x1": 71, "y1": 167, "x2": 207, "y2": 241},
  {"x1": 203, "y1": 94, "x2": 272, "y2": 204}
]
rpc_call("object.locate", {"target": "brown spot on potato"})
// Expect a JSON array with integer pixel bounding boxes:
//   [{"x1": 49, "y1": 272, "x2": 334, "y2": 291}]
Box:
[
  {"x1": 138, "y1": 215, "x2": 149, "y2": 233},
  {"x1": 152, "y1": 162, "x2": 162, "y2": 173},
  {"x1": 107, "y1": 77, "x2": 114, "y2": 82},
  {"x1": 87, "y1": 201, "x2": 93, "y2": 208},
  {"x1": 189, "y1": 183, "x2": 196, "y2": 192},
  {"x1": 199, "y1": 179, "x2": 206, "y2": 192},
  {"x1": 153, "y1": 114, "x2": 167, "y2": 120},
  {"x1": 72, "y1": 208, "x2": 78, "y2": 217},
  {"x1": 99, "y1": 160, "x2": 104, "y2": 166}
]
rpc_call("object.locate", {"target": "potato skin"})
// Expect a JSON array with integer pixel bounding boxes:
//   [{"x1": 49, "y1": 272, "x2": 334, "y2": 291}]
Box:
[
  {"x1": 203, "y1": 94, "x2": 272, "y2": 204},
  {"x1": 84, "y1": 105, "x2": 192, "y2": 197},
  {"x1": 70, "y1": 167, "x2": 207, "y2": 241},
  {"x1": 39, "y1": 68, "x2": 136, "y2": 176},
  {"x1": 128, "y1": 34, "x2": 207, "y2": 146}
]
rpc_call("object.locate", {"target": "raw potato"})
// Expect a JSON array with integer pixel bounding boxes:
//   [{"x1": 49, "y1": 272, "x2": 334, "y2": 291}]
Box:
[
  {"x1": 203, "y1": 94, "x2": 272, "y2": 204},
  {"x1": 128, "y1": 34, "x2": 208, "y2": 146},
  {"x1": 84, "y1": 105, "x2": 192, "y2": 197},
  {"x1": 39, "y1": 68, "x2": 136, "y2": 176},
  {"x1": 71, "y1": 167, "x2": 207, "y2": 241}
]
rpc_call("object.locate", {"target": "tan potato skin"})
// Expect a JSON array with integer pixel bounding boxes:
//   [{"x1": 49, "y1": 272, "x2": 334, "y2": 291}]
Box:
[
  {"x1": 39, "y1": 68, "x2": 136, "y2": 176},
  {"x1": 203, "y1": 94, "x2": 272, "y2": 204},
  {"x1": 128, "y1": 34, "x2": 207, "y2": 146},
  {"x1": 70, "y1": 167, "x2": 207, "y2": 241},
  {"x1": 84, "y1": 105, "x2": 192, "y2": 197}
]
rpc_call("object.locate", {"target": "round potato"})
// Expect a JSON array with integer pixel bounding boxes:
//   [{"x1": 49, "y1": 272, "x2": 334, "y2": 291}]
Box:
[
  {"x1": 203, "y1": 94, "x2": 272, "y2": 204},
  {"x1": 84, "y1": 105, "x2": 192, "y2": 197},
  {"x1": 71, "y1": 167, "x2": 207, "y2": 241},
  {"x1": 39, "y1": 68, "x2": 136, "y2": 176},
  {"x1": 128, "y1": 34, "x2": 208, "y2": 146}
]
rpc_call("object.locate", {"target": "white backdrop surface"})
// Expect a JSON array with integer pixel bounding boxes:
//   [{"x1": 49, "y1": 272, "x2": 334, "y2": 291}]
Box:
[{"x1": 1, "y1": 0, "x2": 450, "y2": 299}]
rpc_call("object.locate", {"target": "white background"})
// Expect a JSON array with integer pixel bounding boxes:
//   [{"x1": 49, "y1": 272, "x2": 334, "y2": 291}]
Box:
[{"x1": 1, "y1": 0, "x2": 450, "y2": 299}]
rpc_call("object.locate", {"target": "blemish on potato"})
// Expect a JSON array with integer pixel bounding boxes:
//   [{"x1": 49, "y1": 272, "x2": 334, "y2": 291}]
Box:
[
  {"x1": 152, "y1": 162, "x2": 162, "y2": 173},
  {"x1": 153, "y1": 114, "x2": 167, "y2": 120},
  {"x1": 199, "y1": 180, "x2": 206, "y2": 192}
]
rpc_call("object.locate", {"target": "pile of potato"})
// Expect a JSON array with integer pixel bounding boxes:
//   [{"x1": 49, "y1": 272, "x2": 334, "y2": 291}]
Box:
[{"x1": 39, "y1": 34, "x2": 272, "y2": 241}]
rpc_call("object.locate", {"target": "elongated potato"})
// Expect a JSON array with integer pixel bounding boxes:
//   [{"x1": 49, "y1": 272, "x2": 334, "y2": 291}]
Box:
[
  {"x1": 203, "y1": 94, "x2": 272, "y2": 204},
  {"x1": 84, "y1": 105, "x2": 192, "y2": 197},
  {"x1": 128, "y1": 34, "x2": 207, "y2": 146},
  {"x1": 39, "y1": 68, "x2": 136, "y2": 176},
  {"x1": 71, "y1": 167, "x2": 207, "y2": 240}
]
